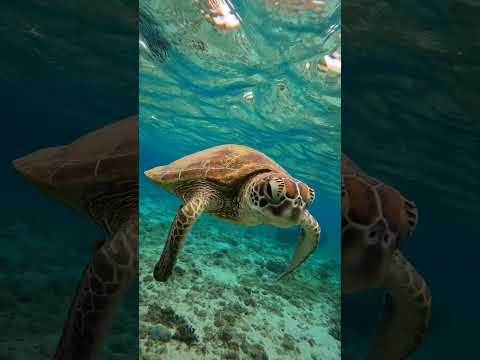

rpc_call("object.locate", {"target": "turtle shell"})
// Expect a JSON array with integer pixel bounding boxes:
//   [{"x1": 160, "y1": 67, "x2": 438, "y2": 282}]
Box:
[
  {"x1": 12, "y1": 116, "x2": 138, "y2": 213},
  {"x1": 13, "y1": 116, "x2": 138, "y2": 189},
  {"x1": 145, "y1": 144, "x2": 288, "y2": 191}
]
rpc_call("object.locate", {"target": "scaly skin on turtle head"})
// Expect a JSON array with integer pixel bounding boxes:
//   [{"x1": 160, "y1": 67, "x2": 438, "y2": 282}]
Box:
[{"x1": 243, "y1": 172, "x2": 315, "y2": 228}]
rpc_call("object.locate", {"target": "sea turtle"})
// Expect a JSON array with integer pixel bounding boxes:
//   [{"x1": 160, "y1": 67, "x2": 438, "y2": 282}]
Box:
[
  {"x1": 145, "y1": 144, "x2": 320, "y2": 282},
  {"x1": 12, "y1": 116, "x2": 138, "y2": 360},
  {"x1": 342, "y1": 154, "x2": 431, "y2": 360}
]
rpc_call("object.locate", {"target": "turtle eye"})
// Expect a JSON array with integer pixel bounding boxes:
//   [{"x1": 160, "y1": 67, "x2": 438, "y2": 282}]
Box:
[
  {"x1": 268, "y1": 179, "x2": 284, "y2": 202},
  {"x1": 266, "y1": 182, "x2": 273, "y2": 198}
]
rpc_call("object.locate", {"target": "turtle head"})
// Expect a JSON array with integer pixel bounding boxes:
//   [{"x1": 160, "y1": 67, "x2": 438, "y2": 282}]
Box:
[{"x1": 247, "y1": 172, "x2": 315, "y2": 227}]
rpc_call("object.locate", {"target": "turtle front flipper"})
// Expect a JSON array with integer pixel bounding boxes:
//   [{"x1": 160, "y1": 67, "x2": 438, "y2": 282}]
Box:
[
  {"x1": 278, "y1": 210, "x2": 321, "y2": 280},
  {"x1": 369, "y1": 250, "x2": 432, "y2": 360},
  {"x1": 54, "y1": 218, "x2": 138, "y2": 360},
  {"x1": 154, "y1": 194, "x2": 210, "y2": 282}
]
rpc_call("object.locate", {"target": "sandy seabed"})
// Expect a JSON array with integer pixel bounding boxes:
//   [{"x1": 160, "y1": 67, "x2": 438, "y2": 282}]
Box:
[
  {"x1": 0, "y1": 210, "x2": 137, "y2": 360},
  {"x1": 140, "y1": 194, "x2": 340, "y2": 360}
]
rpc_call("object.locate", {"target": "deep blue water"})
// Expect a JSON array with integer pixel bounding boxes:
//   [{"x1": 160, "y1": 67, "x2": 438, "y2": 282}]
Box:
[
  {"x1": 0, "y1": 2, "x2": 138, "y2": 359},
  {"x1": 343, "y1": 0, "x2": 480, "y2": 358}
]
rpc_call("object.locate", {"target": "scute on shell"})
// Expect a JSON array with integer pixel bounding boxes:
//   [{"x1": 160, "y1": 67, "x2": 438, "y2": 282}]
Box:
[
  {"x1": 12, "y1": 116, "x2": 138, "y2": 189},
  {"x1": 145, "y1": 144, "x2": 288, "y2": 189}
]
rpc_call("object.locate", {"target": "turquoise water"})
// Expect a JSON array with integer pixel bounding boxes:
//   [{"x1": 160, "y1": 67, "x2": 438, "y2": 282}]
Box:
[{"x1": 139, "y1": 0, "x2": 341, "y2": 358}]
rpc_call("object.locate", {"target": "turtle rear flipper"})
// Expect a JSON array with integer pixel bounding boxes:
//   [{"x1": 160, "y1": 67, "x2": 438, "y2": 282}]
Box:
[
  {"x1": 154, "y1": 193, "x2": 211, "y2": 282},
  {"x1": 369, "y1": 250, "x2": 432, "y2": 360},
  {"x1": 55, "y1": 218, "x2": 138, "y2": 360}
]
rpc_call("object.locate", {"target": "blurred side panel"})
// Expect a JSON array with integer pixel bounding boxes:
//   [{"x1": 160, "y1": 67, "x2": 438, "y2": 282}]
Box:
[
  {"x1": 342, "y1": 0, "x2": 480, "y2": 359},
  {"x1": 0, "y1": 1, "x2": 139, "y2": 359}
]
